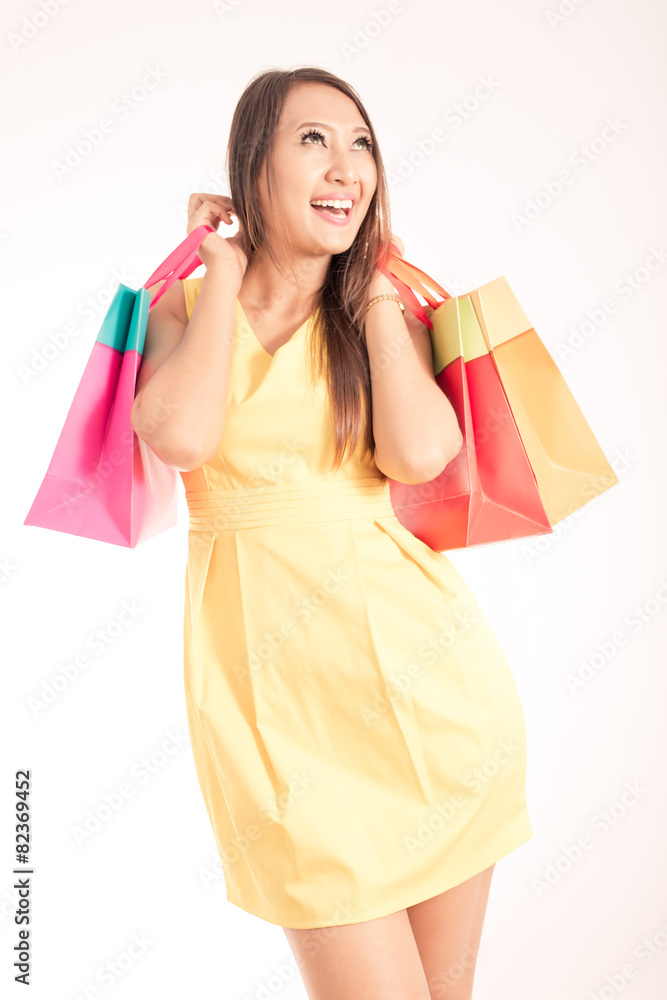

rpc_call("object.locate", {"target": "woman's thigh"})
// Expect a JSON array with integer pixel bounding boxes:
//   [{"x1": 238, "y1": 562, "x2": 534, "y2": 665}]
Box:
[
  {"x1": 406, "y1": 864, "x2": 496, "y2": 1000},
  {"x1": 283, "y1": 908, "x2": 432, "y2": 1000}
]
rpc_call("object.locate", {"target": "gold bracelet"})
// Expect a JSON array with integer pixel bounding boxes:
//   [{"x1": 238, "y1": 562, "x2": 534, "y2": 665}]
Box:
[{"x1": 366, "y1": 293, "x2": 404, "y2": 315}]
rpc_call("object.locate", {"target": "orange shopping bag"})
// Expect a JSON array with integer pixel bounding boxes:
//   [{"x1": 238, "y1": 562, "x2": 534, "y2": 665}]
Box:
[{"x1": 377, "y1": 247, "x2": 619, "y2": 550}]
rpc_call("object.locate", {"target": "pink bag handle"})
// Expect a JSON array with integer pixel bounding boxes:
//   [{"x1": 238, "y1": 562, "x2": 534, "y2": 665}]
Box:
[
  {"x1": 376, "y1": 241, "x2": 453, "y2": 331},
  {"x1": 143, "y1": 224, "x2": 215, "y2": 310},
  {"x1": 149, "y1": 231, "x2": 453, "y2": 329}
]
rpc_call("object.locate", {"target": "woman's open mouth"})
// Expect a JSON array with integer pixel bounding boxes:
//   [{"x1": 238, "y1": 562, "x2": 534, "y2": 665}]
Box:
[{"x1": 309, "y1": 199, "x2": 353, "y2": 227}]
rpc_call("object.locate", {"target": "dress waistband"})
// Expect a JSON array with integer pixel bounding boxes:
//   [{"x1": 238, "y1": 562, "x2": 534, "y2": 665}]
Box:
[{"x1": 185, "y1": 477, "x2": 395, "y2": 532}]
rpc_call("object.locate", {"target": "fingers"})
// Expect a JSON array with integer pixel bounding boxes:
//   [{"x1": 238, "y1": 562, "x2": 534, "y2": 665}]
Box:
[
  {"x1": 185, "y1": 192, "x2": 246, "y2": 244},
  {"x1": 188, "y1": 192, "x2": 236, "y2": 215},
  {"x1": 188, "y1": 192, "x2": 235, "y2": 206},
  {"x1": 188, "y1": 194, "x2": 237, "y2": 231}
]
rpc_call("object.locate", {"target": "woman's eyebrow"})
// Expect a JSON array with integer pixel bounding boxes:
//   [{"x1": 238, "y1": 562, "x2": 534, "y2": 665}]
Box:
[{"x1": 295, "y1": 120, "x2": 370, "y2": 133}]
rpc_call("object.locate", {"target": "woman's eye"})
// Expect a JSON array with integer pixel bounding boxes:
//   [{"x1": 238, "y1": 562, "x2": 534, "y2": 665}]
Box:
[
  {"x1": 299, "y1": 129, "x2": 326, "y2": 145},
  {"x1": 298, "y1": 129, "x2": 374, "y2": 152}
]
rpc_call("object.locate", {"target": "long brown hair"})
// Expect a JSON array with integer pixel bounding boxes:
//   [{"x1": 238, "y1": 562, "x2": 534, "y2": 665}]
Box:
[{"x1": 226, "y1": 67, "x2": 393, "y2": 480}]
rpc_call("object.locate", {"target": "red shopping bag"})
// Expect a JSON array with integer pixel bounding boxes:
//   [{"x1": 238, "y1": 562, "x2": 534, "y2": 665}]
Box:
[{"x1": 377, "y1": 247, "x2": 552, "y2": 551}]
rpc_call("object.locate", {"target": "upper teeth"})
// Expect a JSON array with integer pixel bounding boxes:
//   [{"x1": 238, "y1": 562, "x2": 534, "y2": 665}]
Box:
[{"x1": 311, "y1": 199, "x2": 353, "y2": 209}]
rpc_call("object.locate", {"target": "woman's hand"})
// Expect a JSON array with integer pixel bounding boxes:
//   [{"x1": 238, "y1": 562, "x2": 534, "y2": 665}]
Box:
[{"x1": 187, "y1": 193, "x2": 248, "y2": 277}]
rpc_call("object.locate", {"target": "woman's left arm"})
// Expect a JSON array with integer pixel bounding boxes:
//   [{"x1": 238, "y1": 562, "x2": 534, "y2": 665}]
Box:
[{"x1": 365, "y1": 252, "x2": 463, "y2": 485}]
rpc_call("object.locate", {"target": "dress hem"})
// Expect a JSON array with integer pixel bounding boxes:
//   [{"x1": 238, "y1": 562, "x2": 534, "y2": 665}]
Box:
[{"x1": 220, "y1": 817, "x2": 535, "y2": 930}]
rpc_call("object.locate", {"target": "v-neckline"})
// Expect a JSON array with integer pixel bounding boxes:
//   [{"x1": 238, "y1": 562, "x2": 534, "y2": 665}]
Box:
[{"x1": 236, "y1": 297, "x2": 317, "y2": 360}]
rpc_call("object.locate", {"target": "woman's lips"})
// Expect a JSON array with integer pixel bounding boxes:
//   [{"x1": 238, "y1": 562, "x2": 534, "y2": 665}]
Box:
[{"x1": 310, "y1": 204, "x2": 353, "y2": 227}]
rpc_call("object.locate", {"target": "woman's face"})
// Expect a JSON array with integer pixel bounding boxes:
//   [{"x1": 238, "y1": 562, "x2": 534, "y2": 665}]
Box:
[{"x1": 257, "y1": 81, "x2": 378, "y2": 260}]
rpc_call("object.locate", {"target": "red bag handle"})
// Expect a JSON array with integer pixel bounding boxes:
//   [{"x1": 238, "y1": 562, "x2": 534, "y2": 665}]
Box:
[
  {"x1": 148, "y1": 230, "x2": 453, "y2": 329},
  {"x1": 143, "y1": 224, "x2": 215, "y2": 310},
  {"x1": 376, "y1": 240, "x2": 453, "y2": 331}
]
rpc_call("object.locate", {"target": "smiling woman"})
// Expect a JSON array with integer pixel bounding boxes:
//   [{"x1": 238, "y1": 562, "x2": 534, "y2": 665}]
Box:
[{"x1": 130, "y1": 66, "x2": 533, "y2": 1000}]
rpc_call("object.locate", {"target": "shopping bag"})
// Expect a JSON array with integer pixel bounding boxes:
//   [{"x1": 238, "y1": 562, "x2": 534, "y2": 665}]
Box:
[
  {"x1": 377, "y1": 247, "x2": 618, "y2": 550},
  {"x1": 23, "y1": 224, "x2": 214, "y2": 547},
  {"x1": 465, "y1": 277, "x2": 619, "y2": 525}
]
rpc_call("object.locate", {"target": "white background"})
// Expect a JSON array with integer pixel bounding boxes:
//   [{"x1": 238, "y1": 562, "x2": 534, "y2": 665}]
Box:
[{"x1": 2, "y1": 0, "x2": 667, "y2": 997}]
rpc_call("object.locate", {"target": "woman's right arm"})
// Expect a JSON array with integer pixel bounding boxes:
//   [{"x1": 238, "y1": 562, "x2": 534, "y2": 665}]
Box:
[
  {"x1": 130, "y1": 194, "x2": 247, "y2": 472},
  {"x1": 130, "y1": 263, "x2": 242, "y2": 471}
]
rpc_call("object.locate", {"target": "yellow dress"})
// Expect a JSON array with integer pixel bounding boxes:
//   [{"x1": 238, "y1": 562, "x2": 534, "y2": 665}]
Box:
[{"x1": 179, "y1": 276, "x2": 533, "y2": 929}]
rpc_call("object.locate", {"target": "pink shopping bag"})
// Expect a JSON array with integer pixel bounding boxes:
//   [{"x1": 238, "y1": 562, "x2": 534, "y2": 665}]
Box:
[{"x1": 23, "y1": 224, "x2": 214, "y2": 547}]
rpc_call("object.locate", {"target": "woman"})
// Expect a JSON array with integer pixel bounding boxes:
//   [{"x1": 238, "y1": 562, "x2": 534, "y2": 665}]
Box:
[{"x1": 131, "y1": 66, "x2": 533, "y2": 1000}]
